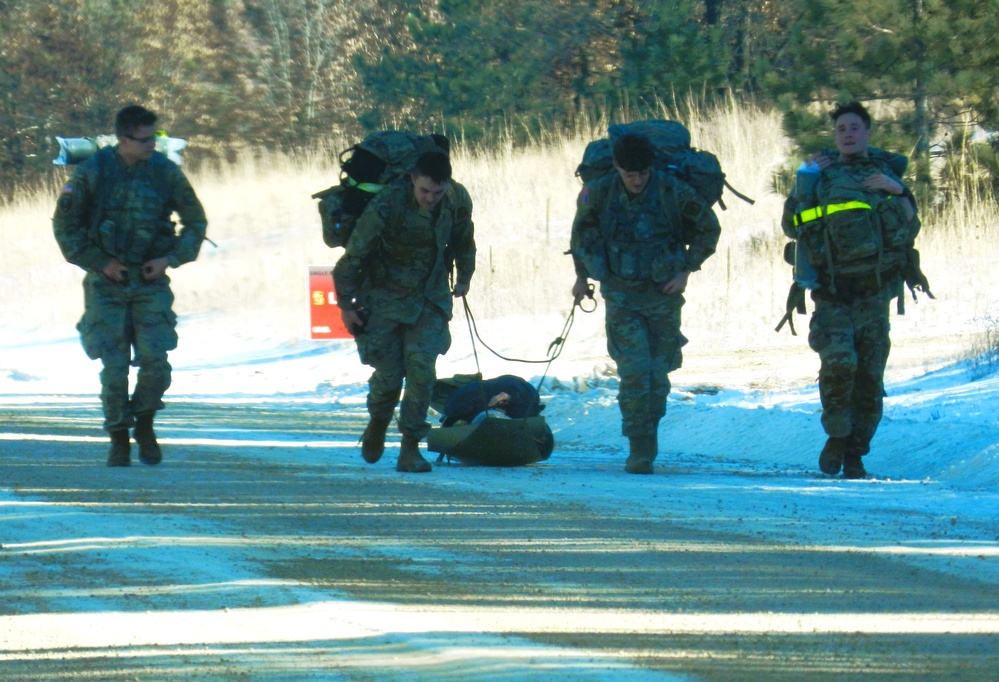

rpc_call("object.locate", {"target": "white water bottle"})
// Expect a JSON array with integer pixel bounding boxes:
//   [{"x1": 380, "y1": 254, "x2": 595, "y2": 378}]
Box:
[{"x1": 793, "y1": 161, "x2": 820, "y2": 289}]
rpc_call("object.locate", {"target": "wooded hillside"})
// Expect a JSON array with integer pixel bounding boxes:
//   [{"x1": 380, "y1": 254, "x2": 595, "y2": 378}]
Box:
[{"x1": 2, "y1": 0, "x2": 997, "y2": 197}]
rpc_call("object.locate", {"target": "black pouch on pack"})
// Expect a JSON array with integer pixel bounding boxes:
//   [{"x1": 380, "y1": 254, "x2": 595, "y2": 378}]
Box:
[{"x1": 341, "y1": 147, "x2": 386, "y2": 185}]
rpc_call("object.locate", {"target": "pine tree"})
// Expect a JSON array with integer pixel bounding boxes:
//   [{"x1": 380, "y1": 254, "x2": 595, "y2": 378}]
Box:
[
  {"x1": 777, "y1": 0, "x2": 999, "y2": 187},
  {"x1": 354, "y1": 0, "x2": 638, "y2": 137}
]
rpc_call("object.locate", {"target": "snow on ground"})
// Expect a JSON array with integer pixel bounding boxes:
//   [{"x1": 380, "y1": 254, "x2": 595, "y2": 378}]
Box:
[
  {"x1": 7, "y1": 306, "x2": 999, "y2": 578},
  {"x1": 2, "y1": 306, "x2": 999, "y2": 679},
  {"x1": 3, "y1": 307, "x2": 999, "y2": 579}
]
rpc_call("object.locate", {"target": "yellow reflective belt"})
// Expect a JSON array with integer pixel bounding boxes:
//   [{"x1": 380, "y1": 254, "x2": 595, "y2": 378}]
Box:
[
  {"x1": 344, "y1": 176, "x2": 384, "y2": 193},
  {"x1": 793, "y1": 201, "x2": 872, "y2": 227}
]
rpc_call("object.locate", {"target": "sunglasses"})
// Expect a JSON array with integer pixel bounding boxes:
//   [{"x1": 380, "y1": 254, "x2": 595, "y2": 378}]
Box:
[{"x1": 124, "y1": 134, "x2": 156, "y2": 144}]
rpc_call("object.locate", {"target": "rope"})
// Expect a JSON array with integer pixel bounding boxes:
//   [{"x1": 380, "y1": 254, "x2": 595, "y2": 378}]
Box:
[
  {"x1": 458, "y1": 288, "x2": 596, "y2": 391},
  {"x1": 463, "y1": 294, "x2": 482, "y2": 377}
]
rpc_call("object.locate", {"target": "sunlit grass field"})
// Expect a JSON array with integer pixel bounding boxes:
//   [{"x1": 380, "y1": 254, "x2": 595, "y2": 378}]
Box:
[{"x1": 3, "y1": 98, "x2": 997, "y2": 384}]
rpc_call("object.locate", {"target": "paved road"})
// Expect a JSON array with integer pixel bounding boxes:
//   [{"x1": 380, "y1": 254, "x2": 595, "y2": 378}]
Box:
[{"x1": 1, "y1": 400, "x2": 997, "y2": 681}]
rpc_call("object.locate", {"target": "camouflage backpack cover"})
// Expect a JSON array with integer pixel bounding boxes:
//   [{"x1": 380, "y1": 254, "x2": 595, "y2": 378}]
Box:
[
  {"x1": 313, "y1": 130, "x2": 441, "y2": 248},
  {"x1": 575, "y1": 119, "x2": 753, "y2": 210}
]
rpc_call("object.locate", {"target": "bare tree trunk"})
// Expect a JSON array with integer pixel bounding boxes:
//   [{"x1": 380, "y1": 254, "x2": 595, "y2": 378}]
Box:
[
  {"x1": 705, "y1": 0, "x2": 723, "y2": 26},
  {"x1": 911, "y1": 0, "x2": 932, "y2": 184}
]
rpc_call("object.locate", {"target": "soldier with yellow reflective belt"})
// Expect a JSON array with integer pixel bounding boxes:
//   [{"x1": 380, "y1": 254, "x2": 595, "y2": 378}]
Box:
[{"x1": 781, "y1": 101, "x2": 928, "y2": 479}]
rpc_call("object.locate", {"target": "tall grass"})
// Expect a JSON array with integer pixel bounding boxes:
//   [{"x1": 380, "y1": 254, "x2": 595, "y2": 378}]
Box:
[{"x1": 3, "y1": 99, "x2": 997, "y2": 381}]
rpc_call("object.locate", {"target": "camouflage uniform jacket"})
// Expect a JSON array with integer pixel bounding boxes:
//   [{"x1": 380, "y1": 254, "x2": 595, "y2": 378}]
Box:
[
  {"x1": 333, "y1": 179, "x2": 476, "y2": 324},
  {"x1": 570, "y1": 170, "x2": 720, "y2": 293},
  {"x1": 53, "y1": 146, "x2": 207, "y2": 272}
]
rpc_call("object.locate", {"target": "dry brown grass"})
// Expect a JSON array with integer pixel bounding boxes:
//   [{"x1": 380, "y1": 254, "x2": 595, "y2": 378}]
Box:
[{"x1": 3, "y1": 100, "x2": 997, "y2": 382}]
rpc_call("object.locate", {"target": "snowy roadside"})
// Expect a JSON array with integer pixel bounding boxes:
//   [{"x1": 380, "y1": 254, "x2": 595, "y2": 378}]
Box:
[
  {"x1": 2, "y1": 314, "x2": 999, "y2": 680},
  {"x1": 3, "y1": 315, "x2": 999, "y2": 590}
]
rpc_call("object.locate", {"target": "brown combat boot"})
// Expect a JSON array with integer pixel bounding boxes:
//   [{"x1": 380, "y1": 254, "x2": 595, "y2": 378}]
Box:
[
  {"x1": 396, "y1": 434, "x2": 432, "y2": 473},
  {"x1": 107, "y1": 430, "x2": 131, "y2": 467},
  {"x1": 819, "y1": 436, "x2": 847, "y2": 475},
  {"x1": 360, "y1": 415, "x2": 392, "y2": 464},
  {"x1": 625, "y1": 434, "x2": 656, "y2": 475},
  {"x1": 134, "y1": 413, "x2": 162, "y2": 466},
  {"x1": 842, "y1": 452, "x2": 868, "y2": 479}
]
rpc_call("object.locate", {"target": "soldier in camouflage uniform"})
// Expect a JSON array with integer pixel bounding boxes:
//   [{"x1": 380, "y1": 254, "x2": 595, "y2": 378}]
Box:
[
  {"x1": 334, "y1": 151, "x2": 475, "y2": 473},
  {"x1": 53, "y1": 105, "x2": 208, "y2": 467},
  {"x1": 782, "y1": 101, "x2": 922, "y2": 479},
  {"x1": 570, "y1": 134, "x2": 721, "y2": 475}
]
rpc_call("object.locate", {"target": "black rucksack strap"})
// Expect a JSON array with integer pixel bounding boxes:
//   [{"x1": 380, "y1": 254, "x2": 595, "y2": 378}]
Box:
[
  {"x1": 775, "y1": 282, "x2": 807, "y2": 335},
  {"x1": 723, "y1": 178, "x2": 755, "y2": 206}
]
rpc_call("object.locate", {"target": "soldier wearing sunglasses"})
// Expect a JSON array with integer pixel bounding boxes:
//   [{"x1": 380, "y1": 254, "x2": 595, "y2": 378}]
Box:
[{"x1": 53, "y1": 104, "x2": 208, "y2": 467}]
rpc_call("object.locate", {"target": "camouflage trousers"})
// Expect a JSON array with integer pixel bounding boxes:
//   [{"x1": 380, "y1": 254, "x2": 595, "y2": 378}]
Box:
[
  {"x1": 807, "y1": 288, "x2": 892, "y2": 453},
  {"x1": 355, "y1": 304, "x2": 451, "y2": 439},
  {"x1": 77, "y1": 272, "x2": 178, "y2": 432},
  {"x1": 602, "y1": 285, "x2": 687, "y2": 438}
]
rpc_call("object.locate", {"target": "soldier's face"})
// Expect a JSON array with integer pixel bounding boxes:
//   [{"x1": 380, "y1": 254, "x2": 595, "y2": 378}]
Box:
[
  {"x1": 834, "y1": 113, "x2": 871, "y2": 159},
  {"x1": 117, "y1": 125, "x2": 157, "y2": 166},
  {"x1": 412, "y1": 174, "x2": 448, "y2": 210},
  {"x1": 614, "y1": 165, "x2": 652, "y2": 195}
]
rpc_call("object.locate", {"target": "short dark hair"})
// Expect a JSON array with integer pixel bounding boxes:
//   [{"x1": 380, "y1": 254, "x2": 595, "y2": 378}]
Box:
[
  {"x1": 413, "y1": 151, "x2": 452, "y2": 184},
  {"x1": 830, "y1": 101, "x2": 871, "y2": 129},
  {"x1": 613, "y1": 134, "x2": 655, "y2": 172},
  {"x1": 115, "y1": 105, "x2": 157, "y2": 137}
]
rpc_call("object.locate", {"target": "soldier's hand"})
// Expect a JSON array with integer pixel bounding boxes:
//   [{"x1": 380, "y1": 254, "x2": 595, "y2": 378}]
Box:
[
  {"x1": 341, "y1": 308, "x2": 365, "y2": 335},
  {"x1": 102, "y1": 259, "x2": 128, "y2": 283},
  {"x1": 572, "y1": 277, "x2": 592, "y2": 305},
  {"x1": 660, "y1": 271, "x2": 690, "y2": 295},
  {"x1": 142, "y1": 257, "x2": 169, "y2": 280},
  {"x1": 863, "y1": 173, "x2": 904, "y2": 196},
  {"x1": 812, "y1": 152, "x2": 834, "y2": 170},
  {"x1": 452, "y1": 282, "x2": 469, "y2": 298}
]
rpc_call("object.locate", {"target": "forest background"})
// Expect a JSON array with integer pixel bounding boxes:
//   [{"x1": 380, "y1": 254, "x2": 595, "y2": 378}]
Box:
[
  {"x1": 3, "y1": 0, "x2": 999, "y2": 379},
  {"x1": 2, "y1": 0, "x2": 999, "y2": 203}
]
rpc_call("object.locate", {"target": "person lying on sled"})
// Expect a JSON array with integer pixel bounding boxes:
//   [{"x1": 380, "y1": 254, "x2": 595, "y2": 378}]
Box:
[{"x1": 439, "y1": 375, "x2": 543, "y2": 427}]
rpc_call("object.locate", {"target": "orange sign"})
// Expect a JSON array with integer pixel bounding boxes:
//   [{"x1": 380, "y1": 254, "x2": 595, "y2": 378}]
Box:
[{"x1": 308, "y1": 266, "x2": 352, "y2": 339}]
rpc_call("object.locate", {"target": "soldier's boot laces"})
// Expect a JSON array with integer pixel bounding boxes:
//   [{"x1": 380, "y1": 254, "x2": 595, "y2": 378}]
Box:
[
  {"x1": 396, "y1": 434, "x2": 432, "y2": 473},
  {"x1": 842, "y1": 452, "x2": 868, "y2": 479},
  {"x1": 107, "y1": 430, "x2": 131, "y2": 467},
  {"x1": 360, "y1": 415, "x2": 392, "y2": 464},
  {"x1": 625, "y1": 434, "x2": 657, "y2": 475},
  {"x1": 134, "y1": 413, "x2": 162, "y2": 466},
  {"x1": 819, "y1": 436, "x2": 848, "y2": 476}
]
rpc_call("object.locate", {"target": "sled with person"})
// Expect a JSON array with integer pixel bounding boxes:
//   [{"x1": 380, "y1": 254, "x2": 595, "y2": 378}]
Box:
[
  {"x1": 427, "y1": 373, "x2": 554, "y2": 467},
  {"x1": 313, "y1": 129, "x2": 605, "y2": 467}
]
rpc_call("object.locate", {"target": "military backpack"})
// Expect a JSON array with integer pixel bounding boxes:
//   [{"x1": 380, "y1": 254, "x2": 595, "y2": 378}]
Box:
[
  {"x1": 788, "y1": 149, "x2": 917, "y2": 279},
  {"x1": 776, "y1": 149, "x2": 932, "y2": 334},
  {"x1": 313, "y1": 130, "x2": 442, "y2": 248},
  {"x1": 576, "y1": 119, "x2": 753, "y2": 210}
]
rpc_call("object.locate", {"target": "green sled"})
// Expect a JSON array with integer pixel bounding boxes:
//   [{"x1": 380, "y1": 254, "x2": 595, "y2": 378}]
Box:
[{"x1": 426, "y1": 416, "x2": 553, "y2": 467}]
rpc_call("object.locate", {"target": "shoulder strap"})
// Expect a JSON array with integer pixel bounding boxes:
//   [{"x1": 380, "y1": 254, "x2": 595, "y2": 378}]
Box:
[
  {"x1": 658, "y1": 173, "x2": 687, "y2": 238},
  {"x1": 89, "y1": 148, "x2": 114, "y2": 238}
]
